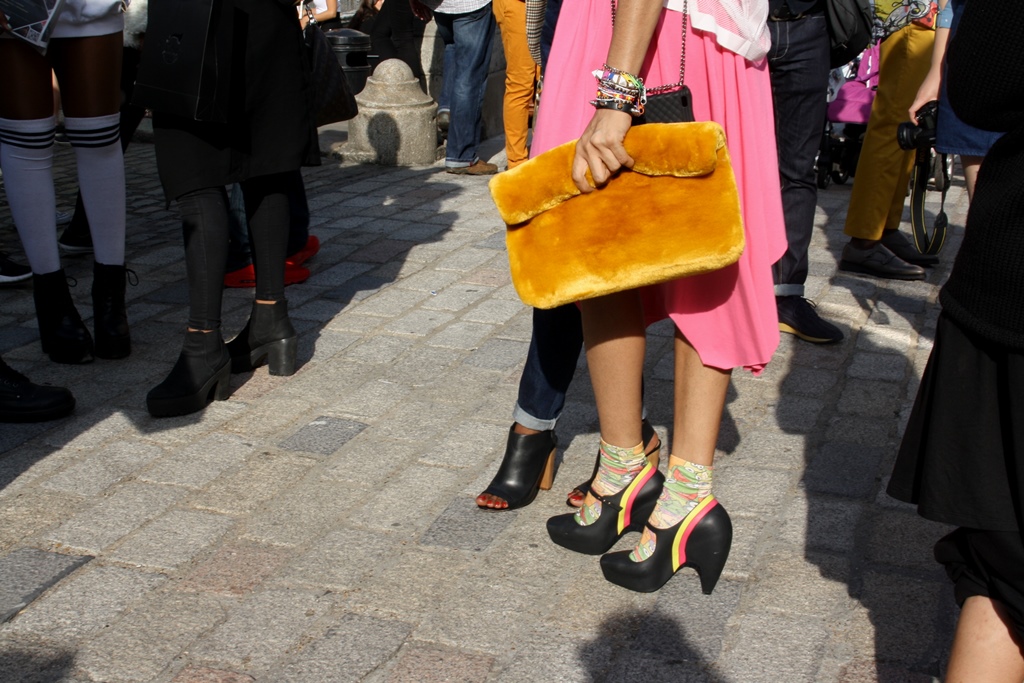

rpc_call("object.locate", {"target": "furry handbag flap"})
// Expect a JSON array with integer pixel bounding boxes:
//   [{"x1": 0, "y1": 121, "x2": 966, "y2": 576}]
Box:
[{"x1": 489, "y1": 122, "x2": 745, "y2": 309}]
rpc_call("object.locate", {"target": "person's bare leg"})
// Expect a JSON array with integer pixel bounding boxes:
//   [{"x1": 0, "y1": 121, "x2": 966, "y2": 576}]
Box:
[
  {"x1": 946, "y1": 596, "x2": 1024, "y2": 683},
  {"x1": 961, "y1": 155, "x2": 983, "y2": 203}
]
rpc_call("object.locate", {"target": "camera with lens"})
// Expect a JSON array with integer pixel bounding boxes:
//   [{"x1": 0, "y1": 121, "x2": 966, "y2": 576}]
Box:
[{"x1": 897, "y1": 100, "x2": 939, "y2": 151}]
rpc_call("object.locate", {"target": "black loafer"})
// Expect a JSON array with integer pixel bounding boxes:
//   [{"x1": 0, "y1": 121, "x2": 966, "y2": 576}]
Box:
[
  {"x1": 880, "y1": 230, "x2": 939, "y2": 266},
  {"x1": 839, "y1": 242, "x2": 926, "y2": 280}
]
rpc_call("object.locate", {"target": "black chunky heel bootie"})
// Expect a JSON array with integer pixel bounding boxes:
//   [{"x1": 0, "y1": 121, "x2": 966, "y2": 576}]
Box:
[
  {"x1": 147, "y1": 330, "x2": 231, "y2": 417},
  {"x1": 227, "y1": 300, "x2": 297, "y2": 376},
  {"x1": 32, "y1": 269, "x2": 94, "y2": 365},
  {"x1": 92, "y1": 262, "x2": 131, "y2": 359}
]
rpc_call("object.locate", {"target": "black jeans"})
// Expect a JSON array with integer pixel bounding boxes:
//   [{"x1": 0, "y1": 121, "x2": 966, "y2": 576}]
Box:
[
  {"x1": 177, "y1": 173, "x2": 290, "y2": 330},
  {"x1": 767, "y1": 13, "x2": 831, "y2": 296}
]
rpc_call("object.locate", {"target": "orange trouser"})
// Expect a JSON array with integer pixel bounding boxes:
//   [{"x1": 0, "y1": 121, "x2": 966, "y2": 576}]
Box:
[
  {"x1": 494, "y1": 0, "x2": 540, "y2": 168},
  {"x1": 844, "y1": 24, "x2": 935, "y2": 240}
]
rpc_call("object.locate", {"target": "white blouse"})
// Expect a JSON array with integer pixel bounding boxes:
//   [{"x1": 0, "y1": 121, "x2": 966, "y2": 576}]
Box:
[{"x1": 664, "y1": 0, "x2": 771, "y2": 62}]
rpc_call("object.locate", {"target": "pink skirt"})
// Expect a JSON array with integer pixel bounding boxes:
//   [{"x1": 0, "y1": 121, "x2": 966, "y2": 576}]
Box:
[{"x1": 531, "y1": 0, "x2": 786, "y2": 373}]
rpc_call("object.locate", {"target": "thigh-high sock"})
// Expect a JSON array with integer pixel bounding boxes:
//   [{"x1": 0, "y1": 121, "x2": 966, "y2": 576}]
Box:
[
  {"x1": 0, "y1": 116, "x2": 60, "y2": 274},
  {"x1": 64, "y1": 113, "x2": 125, "y2": 265}
]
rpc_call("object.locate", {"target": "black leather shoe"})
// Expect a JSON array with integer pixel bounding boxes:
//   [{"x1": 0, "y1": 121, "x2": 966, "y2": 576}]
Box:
[
  {"x1": 880, "y1": 229, "x2": 939, "y2": 266},
  {"x1": 0, "y1": 356, "x2": 75, "y2": 423},
  {"x1": 777, "y1": 296, "x2": 844, "y2": 344},
  {"x1": 839, "y1": 242, "x2": 926, "y2": 280}
]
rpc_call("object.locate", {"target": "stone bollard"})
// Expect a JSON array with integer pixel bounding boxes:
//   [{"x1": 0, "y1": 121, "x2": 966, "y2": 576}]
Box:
[{"x1": 343, "y1": 59, "x2": 439, "y2": 166}]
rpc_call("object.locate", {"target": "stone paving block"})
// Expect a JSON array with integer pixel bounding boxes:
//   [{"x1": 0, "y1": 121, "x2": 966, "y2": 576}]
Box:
[
  {"x1": 749, "y1": 548, "x2": 854, "y2": 618},
  {"x1": 45, "y1": 482, "x2": 188, "y2": 554},
  {"x1": 320, "y1": 376, "x2": 410, "y2": 419},
  {"x1": 380, "y1": 308, "x2": 456, "y2": 336},
  {"x1": 778, "y1": 366, "x2": 840, "y2": 398},
  {"x1": 720, "y1": 428, "x2": 808, "y2": 470},
  {"x1": 6, "y1": 565, "x2": 166, "y2": 640},
  {"x1": 222, "y1": 395, "x2": 316, "y2": 440},
  {"x1": 778, "y1": 493, "x2": 865, "y2": 555},
  {"x1": 190, "y1": 451, "x2": 315, "y2": 516},
  {"x1": 322, "y1": 274, "x2": 392, "y2": 304},
  {"x1": 0, "y1": 421, "x2": 56, "y2": 456},
  {"x1": 824, "y1": 415, "x2": 896, "y2": 446},
  {"x1": 426, "y1": 321, "x2": 495, "y2": 350},
  {"x1": 847, "y1": 352, "x2": 909, "y2": 382},
  {"x1": 380, "y1": 347, "x2": 463, "y2": 387},
  {"x1": 866, "y1": 510, "x2": 953, "y2": 573},
  {"x1": 462, "y1": 338, "x2": 529, "y2": 372},
  {"x1": 280, "y1": 416, "x2": 369, "y2": 456},
  {"x1": 37, "y1": 440, "x2": 164, "y2": 496},
  {"x1": 717, "y1": 612, "x2": 829, "y2": 682},
  {"x1": 353, "y1": 464, "x2": 461, "y2": 534},
  {"x1": 369, "y1": 401, "x2": 465, "y2": 443},
  {"x1": 803, "y1": 442, "x2": 886, "y2": 499},
  {"x1": 463, "y1": 266, "x2": 511, "y2": 288},
  {"x1": 856, "y1": 325, "x2": 916, "y2": 355},
  {"x1": 0, "y1": 444, "x2": 79, "y2": 500},
  {"x1": 314, "y1": 261, "x2": 375, "y2": 287},
  {"x1": 0, "y1": 549, "x2": 92, "y2": 623},
  {"x1": 769, "y1": 394, "x2": 826, "y2": 434},
  {"x1": 836, "y1": 378, "x2": 902, "y2": 417},
  {"x1": 0, "y1": 635, "x2": 78, "y2": 683},
  {"x1": 0, "y1": 488, "x2": 86, "y2": 554},
  {"x1": 76, "y1": 591, "x2": 225, "y2": 683},
  {"x1": 382, "y1": 642, "x2": 494, "y2": 683},
  {"x1": 420, "y1": 284, "x2": 494, "y2": 312},
  {"x1": 462, "y1": 298, "x2": 524, "y2": 325},
  {"x1": 344, "y1": 334, "x2": 416, "y2": 364},
  {"x1": 419, "y1": 421, "x2": 508, "y2": 469},
  {"x1": 269, "y1": 613, "x2": 412, "y2": 682},
  {"x1": 492, "y1": 634, "x2": 613, "y2": 683},
  {"x1": 172, "y1": 667, "x2": 256, "y2": 683},
  {"x1": 190, "y1": 589, "x2": 333, "y2": 673},
  {"x1": 108, "y1": 509, "x2": 234, "y2": 571},
  {"x1": 128, "y1": 401, "x2": 249, "y2": 446},
  {"x1": 419, "y1": 496, "x2": 519, "y2": 551},
  {"x1": 351, "y1": 288, "x2": 429, "y2": 319},
  {"x1": 241, "y1": 473, "x2": 361, "y2": 547},
  {"x1": 348, "y1": 547, "x2": 472, "y2": 617},
  {"x1": 178, "y1": 541, "x2": 291, "y2": 596},
  {"x1": 274, "y1": 527, "x2": 392, "y2": 591},
  {"x1": 140, "y1": 436, "x2": 253, "y2": 489},
  {"x1": 712, "y1": 465, "x2": 795, "y2": 517}
]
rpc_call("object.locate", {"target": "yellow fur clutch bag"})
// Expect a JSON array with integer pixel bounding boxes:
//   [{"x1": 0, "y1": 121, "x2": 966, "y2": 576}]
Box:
[{"x1": 489, "y1": 121, "x2": 745, "y2": 309}]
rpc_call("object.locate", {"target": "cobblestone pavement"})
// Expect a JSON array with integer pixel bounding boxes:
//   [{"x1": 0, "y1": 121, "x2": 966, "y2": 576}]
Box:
[{"x1": 0, "y1": 132, "x2": 966, "y2": 682}]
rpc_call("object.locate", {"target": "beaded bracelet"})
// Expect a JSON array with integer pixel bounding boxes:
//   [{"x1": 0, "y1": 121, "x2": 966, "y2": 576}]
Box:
[{"x1": 590, "y1": 65, "x2": 646, "y2": 117}]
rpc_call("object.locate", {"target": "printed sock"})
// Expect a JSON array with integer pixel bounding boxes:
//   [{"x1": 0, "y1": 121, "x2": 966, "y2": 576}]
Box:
[
  {"x1": 630, "y1": 458, "x2": 712, "y2": 561},
  {"x1": 0, "y1": 117, "x2": 61, "y2": 274},
  {"x1": 576, "y1": 439, "x2": 647, "y2": 526},
  {"x1": 64, "y1": 114, "x2": 125, "y2": 265}
]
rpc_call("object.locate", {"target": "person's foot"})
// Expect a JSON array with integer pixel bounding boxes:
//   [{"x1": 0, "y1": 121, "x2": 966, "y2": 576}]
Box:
[
  {"x1": 776, "y1": 295, "x2": 844, "y2": 344},
  {"x1": 0, "y1": 356, "x2": 75, "y2": 423},
  {"x1": 286, "y1": 235, "x2": 320, "y2": 267},
  {"x1": 223, "y1": 263, "x2": 311, "y2": 288},
  {"x1": 446, "y1": 160, "x2": 498, "y2": 176},
  {"x1": 0, "y1": 252, "x2": 32, "y2": 284},
  {"x1": 839, "y1": 241, "x2": 926, "y2": 280},
  {"x1": 879, "y1": 229, "x2": 940, "y2": 267}
]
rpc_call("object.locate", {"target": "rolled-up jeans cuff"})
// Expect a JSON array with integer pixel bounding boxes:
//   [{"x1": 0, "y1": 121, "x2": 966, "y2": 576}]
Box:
[
  {"x1": 774, "y1": 283, "x2": 805, "y2": 297},
  {"x1": 445, "y1": 158, "x2": 476, "y2": 168},
  {"x1": 512, "y1": 403, "x2": 558, "y2": 432}
]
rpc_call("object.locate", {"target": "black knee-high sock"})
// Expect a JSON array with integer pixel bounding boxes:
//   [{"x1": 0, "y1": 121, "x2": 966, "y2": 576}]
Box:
[
  {"x1": 242, "y1": 174, "x2": 290, "y2": 303},
  {"x1": 178, "y1": 187, "x2": 230, "y2": 330}
]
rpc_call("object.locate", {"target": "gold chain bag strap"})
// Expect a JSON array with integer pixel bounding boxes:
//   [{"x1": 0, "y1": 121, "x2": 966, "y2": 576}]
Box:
[{"x1": 490, "y1": 122, "x2": 745, "y2": 309}]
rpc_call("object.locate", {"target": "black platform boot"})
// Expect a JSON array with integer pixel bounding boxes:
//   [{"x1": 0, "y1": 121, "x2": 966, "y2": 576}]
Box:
[
  {"x1": 147, "y1": 330, "x2": 231, "y2": 417},
  {"x1": 32, "y1": 269, "x2": 94, "y2": 365},
  {"x1": 92, "y1": 262, "x2": 131, "y2": 359},
  {"x1": 226, "y1": 300, "x2": 297, "y2": 376}
]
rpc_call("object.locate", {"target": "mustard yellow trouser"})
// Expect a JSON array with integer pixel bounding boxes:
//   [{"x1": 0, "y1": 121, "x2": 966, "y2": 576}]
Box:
[
  {"x1": 494, "y1": 0, "x2": 540, "y2": 168},
  {"x1": 844, "y1": 25, "x2": 935, "y2": 240}
]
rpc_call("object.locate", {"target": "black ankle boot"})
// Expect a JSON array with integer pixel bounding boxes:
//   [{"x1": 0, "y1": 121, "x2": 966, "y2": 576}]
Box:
[
  {"x1": 226, "y1": 300, "x2": 297, "y2": 376},
  {"x1": 147, "y1": 330, "x2": 231, "y2": 417},
  {"x1": 92, "y1": 262, "x2": 131, "y2": 359},
  {"x1": 32, "y1": 269, "x2": 94, "y2": 365},
  {"x1": 0, "y1": 356, "x2": 75, "y2": 423}
]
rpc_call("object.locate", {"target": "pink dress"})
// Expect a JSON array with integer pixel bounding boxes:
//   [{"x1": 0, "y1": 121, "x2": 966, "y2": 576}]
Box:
[{"x1": 531, "y1": 1, "x2": 786, "y2": 374}]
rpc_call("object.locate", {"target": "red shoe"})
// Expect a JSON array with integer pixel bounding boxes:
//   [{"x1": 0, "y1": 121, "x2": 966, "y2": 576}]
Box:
[
  {"x1": 223, "y1": 264, "x2": 311, "y2": 288},
  {"x1": 286, "y1": 235, "x2": 320, "y2": 267}
]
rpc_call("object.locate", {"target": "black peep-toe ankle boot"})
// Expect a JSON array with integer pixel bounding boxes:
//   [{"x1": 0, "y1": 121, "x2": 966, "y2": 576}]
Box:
[
  {"x1": 477, "y1": 427, "x2": 557, "y2": 510},
  {"x1": 600, "y1": 495, "x2": 732, "y2": 594},
  {"x1": 147, "y1": 330, "x2": 231, "y2": 417},
  {"x1": 547, "y1": 462, "x2": 664, "y2": 555},
  {"x1": 33, "y1": 269, "x2": 94, "y2": 365},
  {"x1": 227, "y1": 300, "x2": 297, "y2": 376},
  {"x1": 92, "y1": 262, "x2": 131, "y2": 359}
]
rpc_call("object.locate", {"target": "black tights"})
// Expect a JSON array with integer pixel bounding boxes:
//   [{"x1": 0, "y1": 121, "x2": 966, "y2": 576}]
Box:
[{"x1": 178, "y1": 173, "x2": 290, "y2": 330}]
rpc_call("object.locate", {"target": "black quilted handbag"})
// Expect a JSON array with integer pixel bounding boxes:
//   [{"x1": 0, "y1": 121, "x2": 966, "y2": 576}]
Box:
[
  {"x1": 614, "y1": 0, "x2": 694, "y2": 125},
  {"x1": 304, "y1": 19, "x2": 358, "y2": 126}
]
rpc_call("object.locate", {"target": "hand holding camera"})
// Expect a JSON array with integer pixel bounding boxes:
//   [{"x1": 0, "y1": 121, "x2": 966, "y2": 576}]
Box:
[{"x1": 897, "y1": 100, "x2": 939, "y2": 151}]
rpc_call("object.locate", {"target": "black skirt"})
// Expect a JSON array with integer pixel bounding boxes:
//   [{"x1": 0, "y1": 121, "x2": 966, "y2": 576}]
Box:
[{"x1": 888, "y1": 313, "x2": 1024, "y2": 532}]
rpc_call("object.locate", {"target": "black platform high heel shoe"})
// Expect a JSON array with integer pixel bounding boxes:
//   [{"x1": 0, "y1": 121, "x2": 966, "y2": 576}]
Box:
[
  {"x1": 32, "y1": 269, "x2": 94, "y2": 365},
  {"x1": 227, "y1": 300, "x2": 297, "y2": 376},
  {"x1": 600, "y1": 495, "x2": 732, "y2": 594},
  {"x1": 566, "y1": 419, "x2": 661, "y2": 508},
  {"x1": 147, "y1": 330, "x2": 231, "y2": 417},
  {"x1": 547, "y1": 461, "x2": 664, "y2": 555},
  {"x1": 477, "y1": 426, "x2": 557, "y2": 510}
]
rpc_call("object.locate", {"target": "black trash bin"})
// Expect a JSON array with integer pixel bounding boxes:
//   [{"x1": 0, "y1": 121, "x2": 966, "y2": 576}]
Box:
[{"x1": 323, "y1": 28, "x2": 371, "y2": 95}]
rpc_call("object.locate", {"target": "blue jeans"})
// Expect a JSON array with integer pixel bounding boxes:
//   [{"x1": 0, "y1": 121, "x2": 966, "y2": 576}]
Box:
[
  {"x1": 767, "y1": 13, "x2": 830, "y2": 297},
  {"x1": 433, "y1": 4, "x2": 495, "y2": 167},
  {"x1": 512, "y1": 305, "x2": 584, "y2": 431},
  {"x1": 437, "y1": 43, "x2": 455, "y2": 113}
]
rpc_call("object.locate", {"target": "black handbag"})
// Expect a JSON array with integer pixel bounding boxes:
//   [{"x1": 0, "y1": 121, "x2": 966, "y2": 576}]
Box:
[
  {"x1": 132, "y1": 0, "x2": 234, "y2": 123},
  {"x1": 613, "y1": 0, "x2": 694, "y2": 125},
  {"x1": 304, "y1": 8, "x2": 358, "y2": 126}
]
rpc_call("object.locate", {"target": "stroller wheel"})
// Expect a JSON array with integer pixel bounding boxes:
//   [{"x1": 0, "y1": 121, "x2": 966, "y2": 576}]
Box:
[
  {"x1": 816, "y1": 163, "x2": 832, "y2": 189},
  {"x1": 831, "y1": 169, "x2": 849, "y2": 185}
]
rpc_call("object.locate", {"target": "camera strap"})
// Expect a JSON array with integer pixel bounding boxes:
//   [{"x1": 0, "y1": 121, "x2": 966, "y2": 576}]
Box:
[{"x1": 909, "y1": 149, "x2": 950, "y2": 256}]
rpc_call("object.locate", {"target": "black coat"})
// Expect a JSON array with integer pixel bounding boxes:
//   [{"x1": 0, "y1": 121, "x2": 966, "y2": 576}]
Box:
[{"x1": 153, "y1": 0, "x2": 320, "y2": 201}]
